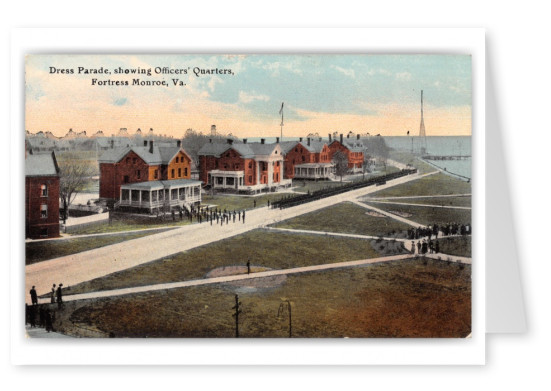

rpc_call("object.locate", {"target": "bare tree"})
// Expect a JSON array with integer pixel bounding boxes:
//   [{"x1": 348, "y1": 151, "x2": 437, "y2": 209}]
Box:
[
  {"x1": 332, "y1": 150, "x2": 348, "y2": 182},
  {"x1": 59, "y1": 157, "x2": 95, "y2": 222}
]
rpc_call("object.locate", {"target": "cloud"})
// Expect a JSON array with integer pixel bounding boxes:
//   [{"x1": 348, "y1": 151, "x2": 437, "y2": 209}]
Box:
[
  {"x1": 238, "y1": 91, "x2": 271, "y2": 104},
  {"x1": 395, "y1": 72, "x2": 412, "y2": 81},
  {"x1": 331, "y1": 65, "x2": 355, "y2": 78}
]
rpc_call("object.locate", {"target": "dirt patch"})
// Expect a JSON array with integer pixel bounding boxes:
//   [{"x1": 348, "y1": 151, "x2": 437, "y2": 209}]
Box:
[
  {"x1": 389, "y1": 210, "x2": 413, "y2": 218},
  {"x1": 206, "y1": 265, "x2": 287, "y2": 293},
  {"x1": 366, "y1": 211, "x2": 386, "y2": 218}
]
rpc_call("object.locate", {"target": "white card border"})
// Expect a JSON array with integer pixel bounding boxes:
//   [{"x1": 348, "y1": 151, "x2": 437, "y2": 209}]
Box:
[{"x1": 10, "y1": 27, "x2": 485, "y2": 365}]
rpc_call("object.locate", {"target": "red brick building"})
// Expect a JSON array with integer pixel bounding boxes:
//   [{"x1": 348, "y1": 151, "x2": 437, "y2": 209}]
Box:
[
  {"x1": 328, "y1": 134, "x2": 365, "y2": 172},
  {"x1": 25, "y1": 151, "x2": 60, "y2": 239},
  {"x1": 99, "y1": 140, "x2": 192, "y2": 200},
  {"x1": 198, "y1": 139, "x2": 290, "y2": 193},
  {"x1": 281, "y1": 138, "x2": 333, "y2": 179}
]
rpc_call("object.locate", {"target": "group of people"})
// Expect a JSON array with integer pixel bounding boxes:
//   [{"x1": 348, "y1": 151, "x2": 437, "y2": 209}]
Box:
[
  {"x1": 170, "y1": 204, "x2": 248, "y2": 226},
  {"x1": 26, "y1": 283, "x2": 64, "y2": 332},
  {"x1": 406, "y1": 222, "x2": 472, "y2": 241},
  {"x1": 411, "y1": 239, "x2": 440, "y2": 255}
]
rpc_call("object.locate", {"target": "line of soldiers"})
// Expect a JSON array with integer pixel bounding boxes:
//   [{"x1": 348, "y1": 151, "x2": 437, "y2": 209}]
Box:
[
  {"x1": 407, "y1": 222, "x2": 472, "y2": 241},
  {"x1": 411, "y1": 239, "x2": 440, "y2": 255},
  {"x1": 171, "y1": 205, "x2": 248, "y2": 225}
]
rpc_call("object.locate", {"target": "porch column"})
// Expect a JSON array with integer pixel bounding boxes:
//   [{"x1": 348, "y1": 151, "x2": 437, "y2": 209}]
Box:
[
  {"x1": 255, "y1": 161, "x2": 260, "y2": 185},
  {"x1": 281, "y1": 159, "x2": 285, "y2": 180},
  {"x1": 268, "y1": 161, "x2": 273, "y2": 187}
]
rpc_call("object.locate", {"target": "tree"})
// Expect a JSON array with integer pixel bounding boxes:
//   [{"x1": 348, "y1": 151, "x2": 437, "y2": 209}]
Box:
[
  {"x1": 59, "y1": 156, "x2": 95, "y2": 222},
  {"x1": 332, "y1": 150, "x2": 348, "y2": 182}
]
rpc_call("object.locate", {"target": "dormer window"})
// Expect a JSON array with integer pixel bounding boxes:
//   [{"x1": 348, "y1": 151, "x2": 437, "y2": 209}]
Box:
[{"x1": 40, "y1": 184, "x2": 48, "y2": 197}]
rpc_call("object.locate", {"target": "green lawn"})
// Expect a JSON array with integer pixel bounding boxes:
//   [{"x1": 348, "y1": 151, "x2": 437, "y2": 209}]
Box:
[
  {"x1": 63, "y1": 229, "x2": 382, "y2": 295},
  {"x1": 202, "y1": 193, "x2": 284, "y2": 211},
  {"x1": 56, "y1": 257, "x2": 471, "y2": 338},
  {"x1": 363, "y1": 201, "x2": 471, "y2": 227},
  {"x1": 291, "y1": 180, "x2": 343, "y2": 193},
  {"x1": 273, "y1": 202, "x2": 412, "y2": 238},
  {"x1": 69, "y1": 214, "x2": 193, "y2": 235},
  {"x1": 26, "y1": 229, "x2": 173, "y2": 264},
  {"x1": 437, "y1": 236, "x2": 472, "y2": 257},
  {"x1": 370, "y1": 172, "x2": 471, "y2": 198},
  {"x1": 371, "y1": 196, "x2": 471, "y2": 207}
]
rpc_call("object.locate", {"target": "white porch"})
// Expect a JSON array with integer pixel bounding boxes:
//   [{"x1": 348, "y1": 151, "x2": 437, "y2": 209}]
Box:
[
  {"x1": 294, "y1": 163, "x2": 335, "y2": 179},
  {"x1": 118, "y1": 179, "x2": 202, "y2": 212}
]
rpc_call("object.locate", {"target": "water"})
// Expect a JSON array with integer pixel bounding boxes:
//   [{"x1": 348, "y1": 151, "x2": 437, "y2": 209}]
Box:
[{"x1": 384, "y1": 136, "x2": 471, "y2": 179}]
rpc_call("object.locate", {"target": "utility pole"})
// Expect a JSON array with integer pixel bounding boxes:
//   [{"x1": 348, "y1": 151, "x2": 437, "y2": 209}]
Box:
[
  {"x1": 279, "y1": 102, "x2": 284, "y2": 142},
  {"x1": 232, "y1": 294, "x2": 242, "y2": 338}
]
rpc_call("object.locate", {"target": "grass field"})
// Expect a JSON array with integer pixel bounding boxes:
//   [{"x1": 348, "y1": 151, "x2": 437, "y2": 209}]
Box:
[
  {"x1": 69, "y1": 214, "x2": 193, "y2": 235},
  {"x1": 362, "y1": 201, "x2": 471, "y2": 227},
  {"x1": 202, "y1": 193, "x2": 284, "y2": 211},
  {"x1": 273, "y1": 202, "x2": 412, "y2": 238},
  {"x1": 389, "y1": 150, "x2": 437, "y2": 174},
  {"x1": 26, "y1": 229, "x2": 173, "y2": 265},
  {"x1": 437, "y1": 236, "x2": 472, "y2": 257},
  {"x1": 371, "y1": 196, "x2": 471, "y2": 207},
  {"x1": 63, "y1": 229, "x2": 382, "y2": 295},
  {"x1": 369, "y1": 172, "x2": 471, "y2": 198},
  {"x1": 53, "y1": 257, "x2": 471, "y2": 338}
]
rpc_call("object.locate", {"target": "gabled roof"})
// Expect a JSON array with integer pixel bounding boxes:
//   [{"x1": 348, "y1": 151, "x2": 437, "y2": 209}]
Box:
[
  {"x1": 25, "y1": 152, "x2": 60, "y2": 177},
  {"x1": 279, "y1": 141, "x2": 298, "y2": 154},
  {"x1": 99, "y1": 145, "x2": 190, "y2": 165},
  {"x1": 197, "y1": 142, "x2": 233, "y2": 157},
  {"x1": 299, "y1": 140, "x2": 327, "y2": 153},
  {"x1": 329, "y1": 140, "x2": 365, "y2": 153}
]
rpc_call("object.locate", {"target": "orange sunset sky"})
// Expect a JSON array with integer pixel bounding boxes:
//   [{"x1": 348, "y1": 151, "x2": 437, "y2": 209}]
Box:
[{"x1": 25, "y1": 54, "x2": 472, "y2": 138}]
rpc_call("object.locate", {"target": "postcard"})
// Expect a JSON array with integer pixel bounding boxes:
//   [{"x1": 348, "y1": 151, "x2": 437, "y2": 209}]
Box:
[{"x1": 24, "y1": 53, "x2": 473, "y2": 339}]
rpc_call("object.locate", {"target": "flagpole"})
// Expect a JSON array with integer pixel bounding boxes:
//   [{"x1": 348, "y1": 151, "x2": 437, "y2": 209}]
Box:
[{"x1": 279, "y1": 102, "x2": 284, "y2": 142}]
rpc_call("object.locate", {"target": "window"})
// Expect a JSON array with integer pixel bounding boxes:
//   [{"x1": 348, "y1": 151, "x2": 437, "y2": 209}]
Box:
[
  {"x1": 178, "y1": 168, "x2": 181, "y2": 177},
  {"x1": 126, "y1": 158, "x2": 130, "y2": 164},
  {"x1": 154, "y1": 170, "x2": 158, "y2": 179},
  {"x1": 175, "y1": 157, "x2": 179, "y2": 163},
  {"x1": 40, "y1": 204, "x2": 47, "y2": 219},
  {"x1": 123, "y1": 175, "x2": 129, "y2": 183},
  {"x1": 40, "y1": 228, "x2": 48, "y2": 238},
  {"x1": 133, "y1": 158, "x2": 137, "y2": 164},
  {"x1": 249, "y1": 162, "x2": 252, "y2": 169},
  {"x1": 277, "y1": 162, "x2": 280, "y2": 166},
  {"x1": 40, "y1": 184, "x2": 48, "y2": 197},
  {"x1": 249, "y1": 175, "x2": 252, "y2": 183},
  {"x1": 302, "y1": 156, "x2": 305, "y2": 162},
  {"x1": 171, "y1": 169, "x2": 175, "y2": 178},
  {"x1": 136, "y1": 170, "x2": 141, "y2": 179},
  {"x1": 184, "y1": 168, "x2": 188, "y2": 176}
]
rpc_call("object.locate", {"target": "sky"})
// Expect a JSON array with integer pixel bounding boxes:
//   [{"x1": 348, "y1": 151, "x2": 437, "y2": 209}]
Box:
[{"x1": 25, "y1": 54, "x2": 472, "y2": 138}]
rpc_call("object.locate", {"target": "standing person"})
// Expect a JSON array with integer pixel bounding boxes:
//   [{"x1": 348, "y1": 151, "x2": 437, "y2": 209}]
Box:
[
  {"x1": 253, "y1": 200, "x2": 256, "y2": 208},
  {"x1": 30, "y1": 286, "x2": 38, "y2": 305},
  {"x1": 267, "y1": 200, "x2": 270, "y2": 208},
  {"x1": 246, "y1": 259, "x2": 251, "y2": 274},
  {"x1": 29, "y1": 305, "x2": 36, "y2": 328},
  {"x1": 435, "y1": 240, "x2": 440, "y2": 254},
  {"x1": 416, "y1": 241, "x2": 421, "y2": 254},
  {"x1": 242, "y1": 210, "x2": 246, "y2": 224},
  {"x1": 50, "y1": 284, "x2": 56, "y2": 304},
  {"x1": 56, "y1": 284, "x2": 63, "y2": 309},
  {"x1": 411, "y1": 241, "x2": 416, "y2": 254},
  {"x1": 45, "y1": 309, "x2": 53, "y2": 332}
]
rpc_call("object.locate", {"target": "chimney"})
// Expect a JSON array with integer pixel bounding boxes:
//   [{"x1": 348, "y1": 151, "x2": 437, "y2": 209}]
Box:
[
  {"x1": 340, "y1": 134, "x2": 343, "y2": 144},
  {"x1": 347, "y1": 133, "x2": 350, "y2": 138},
  {"x1": 307, "y1": 138, "x2": 311, "y2": 146},
  {"x1": 276, "y1": 137, "x2": 280, "y2": 143},
  {"x1": 177, "y1": 140, "x2": 181, "y2": 148},
  {"x1": 143, "y1": 140, "x2": 148, "y2": 147},
  {"x1": 357, "y1": 134, "x2": 360, "y2": 140},
  {"x1": 149, "y1": 140, "x2": 154, "y2": 153},
  {"x1": 211, "y1": 125, "x2": 216, "y2": 135},
  {"x1": 227, "y1": 139, "x2": 233, "y2": 145},
  {"x1": 209, "y1": 138, "x2": 212, "y2": 143},
  {"x1": 110, "y1": 139, "x2": 114, "y2": 149},
  {"x1": 319, "y1": 137, "x2": 322, "y2": 142},
  {"x1": 261, "y1": 138, "x2": 265, "y2": 144},
  {"x1": 299, "y1": 137, "x2": 303, "y2": 142},
  {"x1": 243, "y1": 138, "x2": 247, "y2": 144},
  {"x1": 328, "y1": 133, "x2": 332, "y2": 142}
]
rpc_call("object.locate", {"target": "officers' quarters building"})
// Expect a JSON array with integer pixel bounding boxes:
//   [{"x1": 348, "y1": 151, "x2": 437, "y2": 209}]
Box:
[
  {"x1": 198, "y1": 138, "x2": 291, "y2": 193},
  {"x1": 99, "y1": 140, "x2": 201, "y2": 213},
  {"x1": 281, "y1": 137, "x2": 334, "y2": 180},
  {"x1": 328, "y1": 134, "x2": 365, "y2": 173}
]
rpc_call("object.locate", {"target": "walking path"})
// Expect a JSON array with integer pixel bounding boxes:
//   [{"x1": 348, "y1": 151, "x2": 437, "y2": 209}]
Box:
[
  {"x1": 367, "y1": 193, "x2": 471, "y2": 200},
  {"x1": 265, "y1": 227, "x2": 409, "y2": 242},
  {"x1": 34, "y1": 254, "x2": 414, "y2": 304},
  {"x1": 350, "y1": 200, "x2": 427, "y2": 228},
  {"x1": 25, "y1": 170, "x2": 437, "y2": 303},
  {"x1": 25, "y1": 325, "x2": 72, "y2": 338},
  {"x1": 26, "y1": 226, "x2": 178, "y2": 243},
  {"x1": 365, "y1": 200, "x2": 471, "y2": 210},
  {"x1": 32, "y1": 249, "x2": 470, "y2": 305}
]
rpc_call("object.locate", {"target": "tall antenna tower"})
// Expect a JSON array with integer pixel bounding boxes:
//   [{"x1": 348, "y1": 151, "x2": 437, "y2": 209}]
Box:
[{"x1": 419, "y1": 90, "x2": 427, "y2": 155}]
